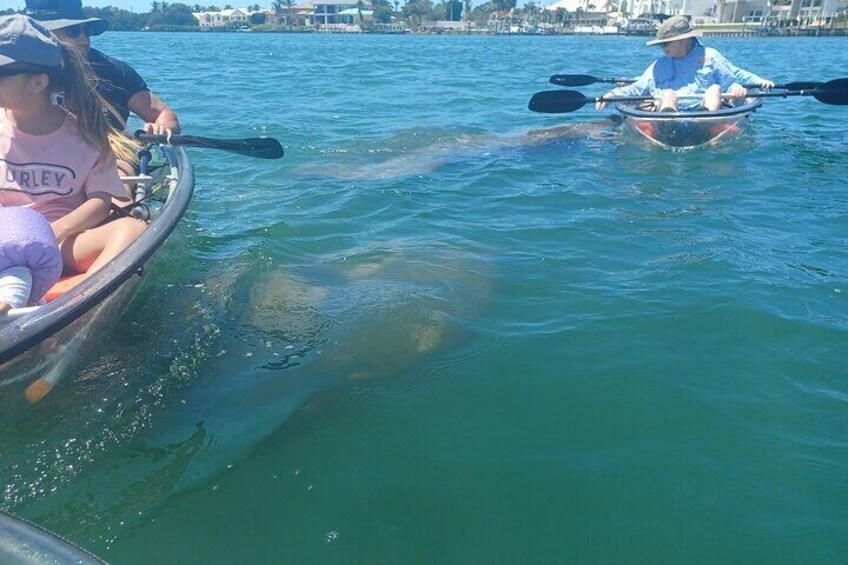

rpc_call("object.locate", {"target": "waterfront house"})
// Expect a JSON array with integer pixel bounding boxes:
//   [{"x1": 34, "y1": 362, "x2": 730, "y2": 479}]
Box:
[
  {"x1": 193, "y1": 8, "x2": 251, "y2": 28},
  {"x1": 311, "y1": 1, "x2": 372, "y2": 25},
  {"x1": 269, "y1": 3, "x2": 314, "y2": 27},
  {"x1": 543, "y1": 0, "x2": 610, "y2": 31},
  {"x1": 657, "y1": 0, "x2": 845, "y2": 25},
  {"x1": 337, "y1": 7, "x2": 374, "y2": 24}
]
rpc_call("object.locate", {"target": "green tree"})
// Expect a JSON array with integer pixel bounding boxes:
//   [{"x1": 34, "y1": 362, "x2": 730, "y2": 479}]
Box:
[
  {"x1": 491, "y1": 0, "x2": 515, "y2": 11},
  {"x1": 403, "y1": 0, "x2": 434, "y2": 24},
  {"x1": 555, "y1": 7, "x2": 567, "y2": 24},
  {"x1": 272, "y1": 0, "x2": 294, "y2": 29},
  {"x1": 445, "y1": 0, "x2": 461, "y2": 20},
  {"x1": 373, "y1": 5, "x2": 393, "y2": 22},
  {"x1": 87, "y1": 6, "x2": 146, "y2": 30},
  {"x1": 524, "y1": 0, "x2": 538, "y2": 21},
  {"x1": 147, "y1": 3, "x2": 199, "y2": 27}
]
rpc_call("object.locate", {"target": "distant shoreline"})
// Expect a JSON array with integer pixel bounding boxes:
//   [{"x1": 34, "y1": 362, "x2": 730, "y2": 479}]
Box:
[{"x1": 118, "y1": 27, "x2": 848, "y2": 38}]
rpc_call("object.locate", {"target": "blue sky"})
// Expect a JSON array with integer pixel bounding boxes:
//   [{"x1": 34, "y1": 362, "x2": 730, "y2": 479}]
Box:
[
  {"x1": 1, "y1": 0, "x2": 545, "y2": 13},
  {"x1": 0, "y1": 0, "x2": 207, "y2": 10}
]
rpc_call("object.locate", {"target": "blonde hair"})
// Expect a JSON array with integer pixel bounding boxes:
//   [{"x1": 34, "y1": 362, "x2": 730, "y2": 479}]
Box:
[{"x1": 46, "y1": 45, "x2": 139, "y2": 163}]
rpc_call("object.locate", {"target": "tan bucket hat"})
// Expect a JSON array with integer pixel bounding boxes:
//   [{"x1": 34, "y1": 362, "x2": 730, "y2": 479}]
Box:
[{"x1": 646, "y1": 15, "x2": 702, "y2": 46}]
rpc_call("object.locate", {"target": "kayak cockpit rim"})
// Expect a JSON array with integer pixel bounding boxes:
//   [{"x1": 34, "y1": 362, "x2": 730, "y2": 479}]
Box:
[
  {"x1": 615, "y1": 98, "x2": 763, "y2": 120},
  {"x1": 614, "y1": 99, "x2": 763, "y2": 150}
]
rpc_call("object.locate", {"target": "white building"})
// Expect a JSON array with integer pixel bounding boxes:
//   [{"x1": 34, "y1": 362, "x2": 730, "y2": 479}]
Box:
[
  {"x1": 645, "y1": 0, "x2": 846, "y2": 22},
  {"x1": 193, "y1": 8, "x2": 251, "y2": 28},
  {"x1": 337, "y1": 7, "x2": 374, "y2": 24},
  {"x1": 545, "y1": 0, "x2": 594, "y2": 10}
]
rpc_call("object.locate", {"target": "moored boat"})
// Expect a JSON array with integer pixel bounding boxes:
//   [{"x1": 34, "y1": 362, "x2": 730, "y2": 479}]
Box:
[
  {"x1": 0, "y1": 144, "x2": 194, "y2": 410},
  {"x1": 616, "y1": 99, "x2": 762, "y2": 150}
]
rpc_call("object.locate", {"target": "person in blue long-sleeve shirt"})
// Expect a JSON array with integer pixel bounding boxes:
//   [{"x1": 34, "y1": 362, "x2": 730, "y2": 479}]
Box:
[{"x1": 597, "y1": 16, "x2": 774, "y2": 112}]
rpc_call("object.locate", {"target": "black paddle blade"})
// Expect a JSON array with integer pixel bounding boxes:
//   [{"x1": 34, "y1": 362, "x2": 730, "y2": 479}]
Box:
[
  {"x1": 549, "y1": 74, "x2": 632, "y2": 87},
  {"x1": 813, "y1": 78, "x2": 848, "y2": 106},
  {"x1": 529, "y1": 90, "x2": 592, "y2": 113},
  {"x1": 780, "y1": 81, "x2": 823, "y2": 91},
  {"x1": 550, "y1": 74, "x2": 599, "y2": 87},
  {"x1": 135, "y1": 133, "x2": 285, "y2": 159}
]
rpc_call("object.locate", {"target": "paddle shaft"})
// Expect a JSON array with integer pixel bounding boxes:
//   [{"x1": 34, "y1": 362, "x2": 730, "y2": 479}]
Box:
[
  {"x1": 530, "y1": 78, "x2": 848, "y2": 113},
  {"x1": 134, "y1": 132, "x2": 284, "y2": 159},
  {"x1": 549, "y1": 74, "x2": 822, "y2": 91}
]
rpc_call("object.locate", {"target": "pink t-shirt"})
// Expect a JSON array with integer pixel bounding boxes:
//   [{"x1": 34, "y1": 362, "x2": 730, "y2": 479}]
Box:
[{"x1": 0, "y1": 111, "x2": 127, "y2": 222}]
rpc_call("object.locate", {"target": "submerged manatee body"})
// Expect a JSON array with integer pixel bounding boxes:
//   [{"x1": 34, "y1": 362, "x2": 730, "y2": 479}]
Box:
[
  {"x1": 16, "y1": 243, "x2": 494, "y2": 538},
  {"x1": 153, "y1": 242, "x2": 494, "y2": 487},
  {"x1": 298, "y1": 119, "x2": 621, "y2": 180}
]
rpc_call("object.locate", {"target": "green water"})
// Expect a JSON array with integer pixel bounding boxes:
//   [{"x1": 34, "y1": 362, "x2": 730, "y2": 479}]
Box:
[{"x1": 1, "y1": 33, "x2": 846, "y2": 563}]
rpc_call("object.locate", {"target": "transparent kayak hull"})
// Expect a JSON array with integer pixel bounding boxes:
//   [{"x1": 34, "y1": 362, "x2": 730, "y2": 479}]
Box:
[
  {"x1": 0, "y1": 145, "x2": 194, "y2": 412},
  {"x1": 1, "y1": 510, "x2": 104, "y2": 564},
  {"x1": 616, "y1": 99, "x2": 762, "y2": 150}
]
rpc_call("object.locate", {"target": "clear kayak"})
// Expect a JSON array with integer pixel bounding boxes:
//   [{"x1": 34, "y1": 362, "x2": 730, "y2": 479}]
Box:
[
  {"x1": 0, "y1": 144, "x2": 194, "y2": 411},
  {"x1": 616, "y1": 99, "x2": 762, "y2": 150},
  {"x1": 0, "y1": 510, "x2": 105, "y2": 564}
]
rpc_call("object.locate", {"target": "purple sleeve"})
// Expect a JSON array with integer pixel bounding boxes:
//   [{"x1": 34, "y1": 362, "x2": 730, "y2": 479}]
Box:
[{"x1": 0, "y1": 207, "x2": 62, "y2": 302}]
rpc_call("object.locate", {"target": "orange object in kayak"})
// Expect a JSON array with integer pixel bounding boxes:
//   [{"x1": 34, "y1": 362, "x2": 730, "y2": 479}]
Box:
[
  {"x1": 616, "y1": 99, "x2": 761, "y2": 150},
  {"x1": 43, "y1": 273, "x2": 89, "y2": 303}
]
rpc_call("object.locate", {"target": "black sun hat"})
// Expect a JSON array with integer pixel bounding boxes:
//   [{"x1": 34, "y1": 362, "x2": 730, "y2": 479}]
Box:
[
  {"x1": 0, "y1": 15, "x2": 63, "y2": 68},
  {"x1": 25, "y1": 0, "x2": 108, "y2": 36}
]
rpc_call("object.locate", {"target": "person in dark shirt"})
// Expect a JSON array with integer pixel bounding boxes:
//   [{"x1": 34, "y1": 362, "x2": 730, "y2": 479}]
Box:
[{"x1": 25, "y1": 0, "x2": 180, "y2": 137}]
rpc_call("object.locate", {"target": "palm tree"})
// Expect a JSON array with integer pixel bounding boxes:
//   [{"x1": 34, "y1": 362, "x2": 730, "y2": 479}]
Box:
[
  {"x1": 285, "y1": 0, "x2": 295, "y2": 28},
  {"x1": 525, "y1": 0, "x2": 538, "y2": 23},
  {"x1": 272, "y1": 0, "x2": 282, "y2": 22},
  {"x1": 357, "y1": 0, "x2": 366, "y2": 23}
]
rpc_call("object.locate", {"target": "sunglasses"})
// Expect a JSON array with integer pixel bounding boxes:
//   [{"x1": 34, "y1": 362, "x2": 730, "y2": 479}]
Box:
[{"x1": 62, "y1": 23, "x2": 96, "y2": 38}]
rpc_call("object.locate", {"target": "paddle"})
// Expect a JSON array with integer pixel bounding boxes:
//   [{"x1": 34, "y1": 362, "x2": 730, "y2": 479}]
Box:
[
  {"x1": 529, "y1": 90, "x2": 652, "y2": 113},
  {"x1": 549, "y1": 74, "x2": 825, "y2": 92},
  {"x1": 549, "y1": 74, "x2": 630, "y2": 87},
  {"x1": 134, "y1": 132, "x2": 284, "y2": 159},
  {"x1": 529, "y1": 78, "x2": 848, "y2": 113}
]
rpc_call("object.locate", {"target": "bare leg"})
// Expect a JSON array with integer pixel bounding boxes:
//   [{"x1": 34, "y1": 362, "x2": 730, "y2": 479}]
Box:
[
  {"x1": 658, "y1": 89, "x2": 678, "y2": 112},
  {"x1": 59, "y1": 217, "x2": 147, "y2": 275},
  {"x1": 701, "y1": 84, "x2": 722, "y2": 111}
]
